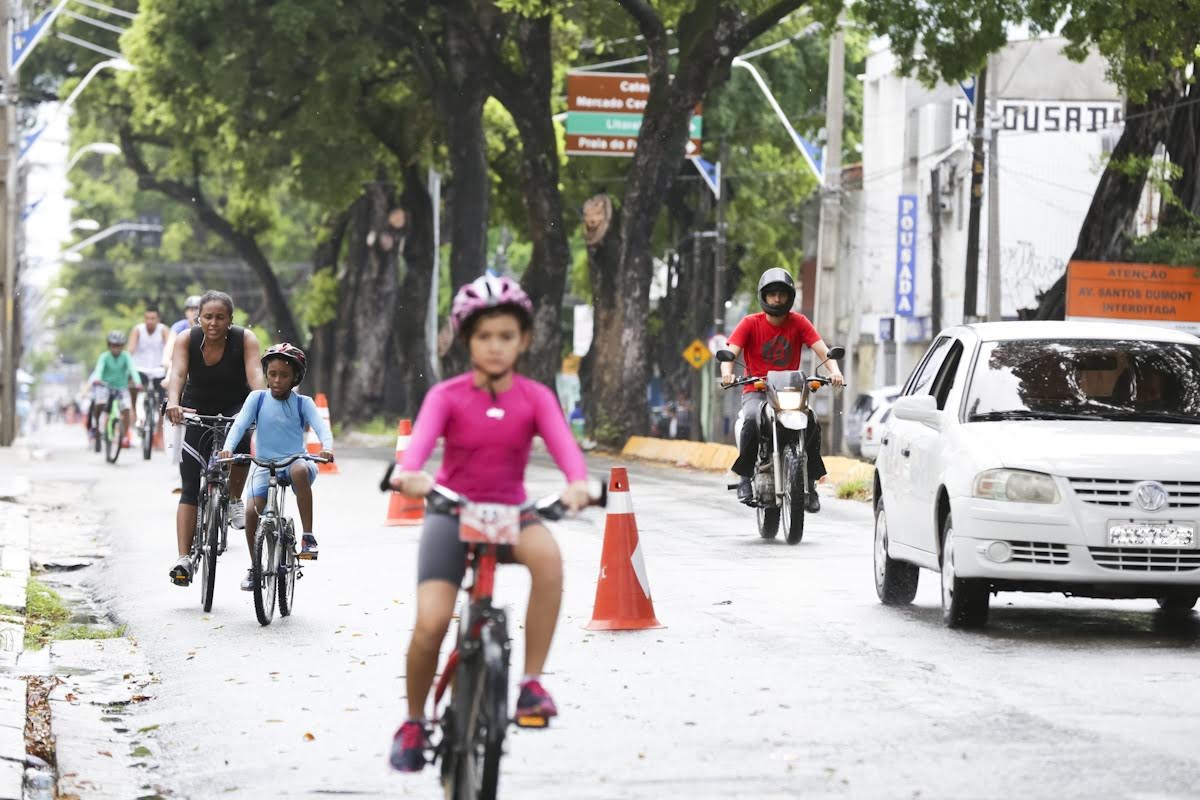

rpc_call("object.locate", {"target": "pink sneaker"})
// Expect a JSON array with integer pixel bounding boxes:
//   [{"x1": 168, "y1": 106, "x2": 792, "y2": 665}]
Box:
[
  {"x1": 388, "y1": 721, "x2": 429, "y2": 772},
  {"x1": 515, "y1": 679, "x2": 557, "y2": 725}
]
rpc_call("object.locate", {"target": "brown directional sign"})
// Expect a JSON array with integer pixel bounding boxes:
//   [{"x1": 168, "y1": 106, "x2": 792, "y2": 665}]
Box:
[{"x1": 566, "y1": 71, "x2": 702, "y2": 157}]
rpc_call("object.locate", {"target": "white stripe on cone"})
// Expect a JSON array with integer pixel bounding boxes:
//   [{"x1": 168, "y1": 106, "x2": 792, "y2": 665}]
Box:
[
  {"x1": 395, "y1": 435, "x2": 411, "y2": 451},
  {"x1": 630, "y1": 540, "x2": 652, "y2": 599},
  {"x1": 608, "y1": 490, "x2": 634, "y2": 515}
]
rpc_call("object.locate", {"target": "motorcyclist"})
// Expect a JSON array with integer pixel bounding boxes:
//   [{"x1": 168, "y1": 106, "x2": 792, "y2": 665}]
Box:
[{"x1": 720, "y1": 268, "x2": 844, "y2": 511}]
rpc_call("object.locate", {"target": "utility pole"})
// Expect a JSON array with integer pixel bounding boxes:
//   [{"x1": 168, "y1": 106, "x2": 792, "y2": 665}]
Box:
[
  {"x1": 709, "y1": 139, "x2": 727, "y2": 443},
  {"x1": 985, "y1": 62, "x2": 1002, "y2": 322},
  {"x1": 963, "y1": 65, "x2": 987, "y2": 322},
  {"x1": 815, "y1": 20, "x2": 844, "y2": 451},
  {"x1": 929, "y1": 165, "x2": 943, "y2": 334},
  {"x1": 0, "y1": 1, "x2": 17, "y2": 445}
]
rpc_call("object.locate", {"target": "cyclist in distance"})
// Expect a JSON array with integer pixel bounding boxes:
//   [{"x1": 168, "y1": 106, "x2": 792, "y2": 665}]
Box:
[
  {"x1": 721, "y1": 267, "x2": 844, "y2": 512},
  {"x1": 164, "y1": 290, "x2": 263, "y2": 586},
  {"x1": 128, "y1": 306, "x2": 169, "y2": 423},
  {"x1": 164, "y1": 295, "x2": 201, "y2": 395},
  {"x1": 387, "y1": 275, "x2": 591, "y2": 772},
  {"x1": 217, "y1": 343, "x2": 334, "y2": 591},
  {"x1": 88, "y1": 330, "x2": 142, "y2": 443}
]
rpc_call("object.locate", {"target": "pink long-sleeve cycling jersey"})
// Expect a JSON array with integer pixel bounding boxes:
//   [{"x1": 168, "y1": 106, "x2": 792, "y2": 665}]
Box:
[{"x1": 401, "y1": 373, "x2": 588, "y2": 505}]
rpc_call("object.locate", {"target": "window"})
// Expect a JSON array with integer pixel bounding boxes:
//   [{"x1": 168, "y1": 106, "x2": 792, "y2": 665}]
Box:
[{"x1": 904, "y1": 337, "x2": 952, "y2": 397}]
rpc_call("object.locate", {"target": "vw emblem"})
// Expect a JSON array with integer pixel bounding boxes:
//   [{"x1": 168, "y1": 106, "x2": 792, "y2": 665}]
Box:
[{"x1": 1134, "y1": 481, "x2": 1169, "y2": 512}]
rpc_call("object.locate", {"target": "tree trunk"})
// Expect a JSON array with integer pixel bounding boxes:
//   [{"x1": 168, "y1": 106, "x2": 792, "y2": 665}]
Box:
[
  {"x1": 442, "y1": 17, "x2": 489, "y2": 293},
  {"x1": 330, "y1": 179, "x2": 405, "y2": 423},
  {"x1": 388, "y1": 163, "x2": 436, "y2": 418},
  {"x1": 1162, "y1": 77, "x2": 1200, "y2": 226},
  {"x1": 488, "y1": 15, "x2": 571, "y2": 390},
  {"x1": 581, "y1": 194, "x2": 622, "y2": 442},
  {"x1": 1031, "y1": 87, "x2": 1179, "y2": 320}
]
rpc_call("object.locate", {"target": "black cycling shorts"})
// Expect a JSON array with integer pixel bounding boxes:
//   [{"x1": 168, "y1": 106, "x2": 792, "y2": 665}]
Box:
[
  {"x1": 179, "y1": 423, "x2": 251, "y2": 506},
  {"x1": 417, "y1": 509, "x2": 540, "y2": 586}
]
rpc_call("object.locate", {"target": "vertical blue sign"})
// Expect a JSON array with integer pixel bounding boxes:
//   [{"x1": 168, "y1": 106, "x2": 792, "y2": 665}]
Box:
[{"x1": 895, "y1": 194, "x2": 918, "y2": 317}]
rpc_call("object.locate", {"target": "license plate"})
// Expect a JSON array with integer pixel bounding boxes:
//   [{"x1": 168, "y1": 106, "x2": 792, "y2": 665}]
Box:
[
  {"x1": 1107, "y1": 522, "x2": 1196, "y2": 548},
  {"x1": 459, "y1": 503, "x2": 521, "y2": 545}
]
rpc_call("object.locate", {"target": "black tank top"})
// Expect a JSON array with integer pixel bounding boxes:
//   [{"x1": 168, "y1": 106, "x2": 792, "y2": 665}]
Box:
[{"x1": 181, "y1": 325, "x2": 251, "y2": 414}]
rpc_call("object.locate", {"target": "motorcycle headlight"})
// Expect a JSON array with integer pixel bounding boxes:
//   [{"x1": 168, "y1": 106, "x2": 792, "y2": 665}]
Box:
[
  {"x1": 776, "y1": 390, "x2": 802, "y2": 411},
  {"x1": 973, "y1": 469, "x2": 1060, "y2": 504}
]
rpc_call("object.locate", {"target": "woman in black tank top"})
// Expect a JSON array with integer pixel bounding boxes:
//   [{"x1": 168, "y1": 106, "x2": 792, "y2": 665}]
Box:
[{"x1": 164, "y1": 291, "x2": 264, "y2": 587}]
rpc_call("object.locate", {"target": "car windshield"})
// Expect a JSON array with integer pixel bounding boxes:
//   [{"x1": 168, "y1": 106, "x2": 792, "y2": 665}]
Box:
[{"x1": 965, "y1": 338, "x2": 1200, "y2": 422}]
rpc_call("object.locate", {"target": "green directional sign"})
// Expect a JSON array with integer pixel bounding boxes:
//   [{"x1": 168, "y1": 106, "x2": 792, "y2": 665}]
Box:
[{"x1": 566, "y1": 112, "x2": 703, "y2": 139}]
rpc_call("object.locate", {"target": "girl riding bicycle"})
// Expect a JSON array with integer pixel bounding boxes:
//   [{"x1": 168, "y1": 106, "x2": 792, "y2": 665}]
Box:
[{"x1": 387, "y1": 275, "x2": 590, "y2": 773}]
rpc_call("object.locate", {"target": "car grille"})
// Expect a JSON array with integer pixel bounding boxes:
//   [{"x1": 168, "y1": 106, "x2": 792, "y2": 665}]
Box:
[
  {"x1": 1089, "y1": 547, "x2": 1200, "y2": 572},
  {"x1": 1068, "y1": 478, "x2": 1200, "y2": 509},
  {"x1": 1009, "y1": 541, "x2": 1069, "y2": 565}
]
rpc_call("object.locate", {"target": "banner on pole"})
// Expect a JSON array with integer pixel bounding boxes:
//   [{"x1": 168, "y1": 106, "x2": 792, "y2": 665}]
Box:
[{"x1": 895, "y1": 194, "x2": 918, "y2": 317}]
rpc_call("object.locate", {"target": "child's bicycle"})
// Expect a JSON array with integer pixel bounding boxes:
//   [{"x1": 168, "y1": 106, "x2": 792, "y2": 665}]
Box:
[
  {"x1": 178, "y1": 411, "x2": 239, "y2": 611},
  {"x1": 90, "y1": 386, "x2": 126, "y2": 464},
  {"x1": 381, "y1": 466, "x2": 605, "y2": 800},
  {"x1": 224, "y1": 453, "x2": 329, "y2": 626}
]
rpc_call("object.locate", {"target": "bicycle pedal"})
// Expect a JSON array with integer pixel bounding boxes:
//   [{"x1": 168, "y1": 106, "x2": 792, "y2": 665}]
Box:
[
  {"x1": 296, "y1": 551, "x2": 317, "y2": 561},
  {"x1": 514, "y1": 715, "x2": 549, "y2": 729}
]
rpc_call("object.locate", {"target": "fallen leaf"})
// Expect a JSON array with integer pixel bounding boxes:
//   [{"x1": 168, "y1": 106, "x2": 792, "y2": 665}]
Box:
[
  {"x1": 97, "y1": 750, "x2": 112, "y2": 757},
  {"x1": 131, "y1": 745, "x2": 152, "y2": 757},
  {"x1": 137, "y1": 724, "x2": 160, "y2": 733},
  {"x1": 303, "y1": 732, "x2": 315, "y2": 742}
]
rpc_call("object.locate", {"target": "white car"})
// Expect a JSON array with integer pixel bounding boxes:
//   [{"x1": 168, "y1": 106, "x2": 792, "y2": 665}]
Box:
[
  {"x1": 847, "y1": 385, "x2": 900, "y2": 455},
  {"x1": 873, "y1": 320, "x2": 1200, "y2": 628},
  {"x1": 859, "y1": 400, "x2": 897, "y2": 461}
]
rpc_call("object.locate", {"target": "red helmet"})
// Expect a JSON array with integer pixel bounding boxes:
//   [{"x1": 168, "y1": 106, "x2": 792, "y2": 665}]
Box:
[
  {"x1": 261, "y1": 342, "x2": 307, "y2": 386},
  {"x1": 450, "y1": 275, "x2": 533, "y2": 336}
]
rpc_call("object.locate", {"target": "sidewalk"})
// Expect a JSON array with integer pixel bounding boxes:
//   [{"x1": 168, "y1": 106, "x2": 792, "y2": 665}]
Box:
[{"x1": 0, "y1": 440, "x2": 36, "y2": 799}]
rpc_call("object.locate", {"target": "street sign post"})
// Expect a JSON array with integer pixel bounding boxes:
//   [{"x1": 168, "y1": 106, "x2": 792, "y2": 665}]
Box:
[
  {"x1": 683, "y1": 339, "x2": 711, "y2": 369},
  {"x1": 567, "y1": 72, "x2": 702, "y2": 157}
]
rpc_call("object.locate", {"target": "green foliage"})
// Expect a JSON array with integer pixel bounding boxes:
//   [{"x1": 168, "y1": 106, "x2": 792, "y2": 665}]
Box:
[
  {"x1": 835, "y1": 476, "x2": 872, "y2": 501},
  {"x1": 1127, "y1": 226, "x2": 1200, "y2": 266},
  {"x1": 24, "y1": 579, "x2": 127, "y2": 650},
  {"x1": 294, "y1": 268, "x2": 340, "y2": 329}
]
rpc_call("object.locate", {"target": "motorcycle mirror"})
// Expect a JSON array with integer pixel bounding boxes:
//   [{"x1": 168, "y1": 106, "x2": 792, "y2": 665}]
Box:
[
  {"x1": 827, "y1": 346, "x2": 845, "y2": 360},
  {"x1": 715, "y1": 349, "x2": 736, "y2": 363}
]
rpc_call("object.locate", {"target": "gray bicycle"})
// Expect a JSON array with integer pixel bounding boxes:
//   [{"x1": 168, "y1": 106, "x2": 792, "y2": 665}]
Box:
[{"x1": 223, "y1": 453, "x2": 329, "y2": 626}]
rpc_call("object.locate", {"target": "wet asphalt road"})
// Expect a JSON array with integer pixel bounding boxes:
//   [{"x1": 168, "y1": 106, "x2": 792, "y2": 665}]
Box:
[{"x1": 19, "y1": 423, "x2": 1200, "y2": 799}]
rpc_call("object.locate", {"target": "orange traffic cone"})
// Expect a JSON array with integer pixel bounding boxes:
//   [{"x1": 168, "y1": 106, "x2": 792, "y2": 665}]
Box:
[
  {"x1": 586, "y1": 468, "x2": 663, "y2": 631},
  {"x1": 385, "y1": 419, "x2": 425, "y2": 526},
  {"x1": 152, "y1": 422, "x2": 165, "y2": 451},
  {"x1": 311, "y1": 393, "x2": 339, "y2": 474}
]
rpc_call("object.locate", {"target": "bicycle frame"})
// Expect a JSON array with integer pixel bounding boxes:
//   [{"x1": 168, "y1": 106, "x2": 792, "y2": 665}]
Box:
[{"x1": 432, "y1": 543, "x2": 500, "y2": 709}]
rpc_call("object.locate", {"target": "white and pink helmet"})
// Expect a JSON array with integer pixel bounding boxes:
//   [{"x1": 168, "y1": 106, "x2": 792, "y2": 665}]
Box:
[{"x1": 450, "y1": 275, "x2": 534, "y2": 335}]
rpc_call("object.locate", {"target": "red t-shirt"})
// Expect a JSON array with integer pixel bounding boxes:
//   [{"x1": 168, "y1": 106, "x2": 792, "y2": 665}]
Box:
[{"x1": 728, "y1": 312, "x2": 821, "y2": 393}]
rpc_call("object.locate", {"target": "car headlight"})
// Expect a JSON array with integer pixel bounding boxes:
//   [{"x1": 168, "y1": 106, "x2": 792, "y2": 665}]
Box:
[
  {"x1": 973, "y1": 469, "x2": 1060, "y2": 504},
  {"x1": 776, "y1": 390, "x2": 802, "y2": 411}
]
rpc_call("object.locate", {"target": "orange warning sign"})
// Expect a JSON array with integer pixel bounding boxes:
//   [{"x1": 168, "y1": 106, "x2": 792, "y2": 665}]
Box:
[
  {"x1": 1065, "y1": 260, "x2": 1200, "y2": 329},
  {"x1": 682, "y1": 339, "x2": 711, "y2": 369}
]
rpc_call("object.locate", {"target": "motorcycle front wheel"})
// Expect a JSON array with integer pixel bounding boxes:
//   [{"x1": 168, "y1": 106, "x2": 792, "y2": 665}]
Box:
[{"x1": 782, "y1": 445, "x2": 807, "y2": 545}]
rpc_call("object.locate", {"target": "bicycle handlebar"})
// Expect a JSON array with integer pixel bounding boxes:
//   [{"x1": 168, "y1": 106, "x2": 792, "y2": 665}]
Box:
[
  {"x1": 378, "y1": 464, "x2": 607, "y2": 522},
  {"x1": 218, "y1": 453, "x2": 331, "y2": 470}
]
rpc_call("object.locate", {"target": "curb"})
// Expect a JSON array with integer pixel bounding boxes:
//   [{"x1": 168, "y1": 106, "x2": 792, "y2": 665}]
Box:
[{"x1": 0, "y1": 466, "x2": 30, "y2": 800}]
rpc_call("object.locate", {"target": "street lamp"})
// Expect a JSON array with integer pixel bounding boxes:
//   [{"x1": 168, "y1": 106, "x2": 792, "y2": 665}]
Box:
[
  {"x1": 69, "y1": 219, "x2": 100, "y2": 232},
  {"x1": 731, "y1": 56, "x2": 824, "y2": 185},
  {"x1": 20, "y1": 59, "x2": 135, "y2": 163},
  {"x1": 65, "y1": 142, "x2": 121, "y2": 172},
  {"x1": 63, "y1": 221, "x2": 163, "y2": 257}
]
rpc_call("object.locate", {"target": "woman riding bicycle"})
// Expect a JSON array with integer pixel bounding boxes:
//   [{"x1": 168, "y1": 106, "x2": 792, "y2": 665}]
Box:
[
  {"x1": 387, "y1": 275, "x2": 591, "y2": 773},
  {"x1": 164, "y1": 290, "x2": 264, "y2": 586}
]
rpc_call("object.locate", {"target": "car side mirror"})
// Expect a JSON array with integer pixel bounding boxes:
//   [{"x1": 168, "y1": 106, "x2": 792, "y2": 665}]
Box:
[{"x1": 892, "y1": 395, "x2": 941, "y2": 428}]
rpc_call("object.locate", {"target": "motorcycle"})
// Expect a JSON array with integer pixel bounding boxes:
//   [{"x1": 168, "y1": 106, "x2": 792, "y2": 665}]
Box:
[{"x1": 717, "y1": 346, "x2": 845, "y2": 545}]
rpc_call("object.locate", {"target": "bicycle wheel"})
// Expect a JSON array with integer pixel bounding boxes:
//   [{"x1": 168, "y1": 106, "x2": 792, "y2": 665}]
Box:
[
  {"x1": 451, "y1": 619, "x2": 507, "y2": 800},
  {"x1": 277, "y1": 519, "x2": 297, "y2": 617},
  {"x1": 252, "y1": 521, "x2": 278, "y2": 625},
  {"x1": 199, "y1": 491, "x2": 223, "y2": 612},
  {"x1": 142, "y1": 397, "x2": 154, "y2": 460},
  {"x1": 104, "y1": 401, "x2": 121, "y2": 463}
]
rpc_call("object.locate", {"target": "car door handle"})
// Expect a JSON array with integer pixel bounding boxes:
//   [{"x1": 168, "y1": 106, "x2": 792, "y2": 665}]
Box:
[
  {"x1": 881, "y1": 436, "x2": 889, "y2": 446},
  {"x1": 901, "y1": 447, "x2": 911, "y2": 457}
]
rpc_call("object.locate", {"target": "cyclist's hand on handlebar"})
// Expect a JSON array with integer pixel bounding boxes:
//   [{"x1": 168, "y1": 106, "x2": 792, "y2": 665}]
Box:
[
  {"x1": 217, "y1": 449, "x2": 233, "y2": 460},
  {"x1": 389, "y1": 470, "x2": 432, "y2": 498},
  {"x1": 560, "y1": 480, "x2": 592, "y2": 513},
  {"x1": 319, "y1": 449, "x2": 335, "y2": 462},
  {"x1": 164, "y1": 404, "x2": 193, "y2": 425},
  {"x1": 829, "y1": 370, "x2": 845, "y2": 388},
  {"x1": 721, "y1": 373, "x2": 735, "y2": 386}
]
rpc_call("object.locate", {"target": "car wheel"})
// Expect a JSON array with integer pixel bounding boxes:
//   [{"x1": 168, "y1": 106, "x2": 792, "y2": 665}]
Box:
[
  {"x1": 874, "y1": 498, "x2": 918, "y2": 605},
  {"x1": 1156, "y1": 592, "x2": 1199, "y2": 614},
  {"x1": 940, "y1": 513, "x2": 989, "y2": 629}
]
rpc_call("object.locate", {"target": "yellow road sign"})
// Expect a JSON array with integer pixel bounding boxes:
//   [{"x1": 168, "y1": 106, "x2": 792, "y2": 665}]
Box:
[{"x1": 683, "y1": 339, "x2": 711, "y2": 369}]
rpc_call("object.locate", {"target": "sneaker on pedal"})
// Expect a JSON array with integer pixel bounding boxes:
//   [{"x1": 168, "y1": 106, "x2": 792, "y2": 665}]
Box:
[
  {"x1": 240, "y1": 568, "x2": 254, "y2": 592},
  {"x1": 169, "y1": 556, "x2": 193, "y2": 586},
  {"x1": 298, "y1": 534, "x2": 319, "y2": 561},
  {"x1": 736, "y1": 476, "x2": 754, "y2": 505},
  {"x1": 515, "y1": 679, "x2": 557, "y2": 726},
  {"x1": 389, "y1": 720, "x2": 430, "y2": 773},
  {"x1": 229, "y1": 499, "x2": 246, "y2": 529}
]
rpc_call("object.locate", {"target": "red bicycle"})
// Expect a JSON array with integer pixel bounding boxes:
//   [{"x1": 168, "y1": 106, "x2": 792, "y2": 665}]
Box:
[{"x1": 382, "y1": 468, "x2": 604, "y2": 800}]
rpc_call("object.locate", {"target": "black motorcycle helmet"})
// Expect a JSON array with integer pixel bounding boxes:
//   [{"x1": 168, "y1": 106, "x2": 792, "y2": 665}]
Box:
[{"x1": 757, "y1": 268, "x2": 796, "y2": 316}]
